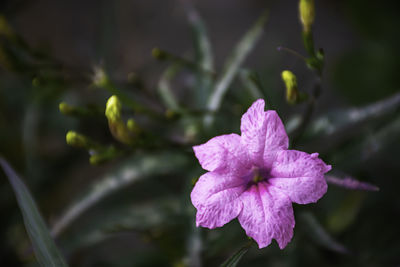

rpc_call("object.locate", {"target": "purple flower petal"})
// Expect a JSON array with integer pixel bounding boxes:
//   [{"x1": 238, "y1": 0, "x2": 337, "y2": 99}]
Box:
[
  {"x1": 240, "y1": 99, "x2": 268, "y2": 165},
  {"x1": 191, "y1": 172, "x2": 246, "y2": 228},
  {"x1": 240, "y1": 99, "x2": 288, "y2": 167},
  {"x1": 238, "y1": 182, "x2": 295, "y2": 249},
  {"x1": 263, "y1": 110, "x2": 289, "y2": 167},
  {"x1": 269, "y1": 150, "x2": 331, "y2": 204},
  {"x1": 193, "y1": 133, "x2": 249, "y2": 173}
]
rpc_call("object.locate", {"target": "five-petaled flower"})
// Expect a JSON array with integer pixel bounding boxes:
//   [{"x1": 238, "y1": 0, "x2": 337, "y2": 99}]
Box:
[{"x1": 191, "y1": 99, "x2": 331, "y2": 249}]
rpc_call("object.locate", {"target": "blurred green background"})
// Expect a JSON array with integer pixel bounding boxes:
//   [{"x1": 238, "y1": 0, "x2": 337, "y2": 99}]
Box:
[{"x1": 0, "y1": 0, "x2": 399, "y2": 266}]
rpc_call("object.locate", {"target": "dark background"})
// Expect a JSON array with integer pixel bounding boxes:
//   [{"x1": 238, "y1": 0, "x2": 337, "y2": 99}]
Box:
[{"x1": 1, "y1": 0, "x2": 399, "y2": 266}]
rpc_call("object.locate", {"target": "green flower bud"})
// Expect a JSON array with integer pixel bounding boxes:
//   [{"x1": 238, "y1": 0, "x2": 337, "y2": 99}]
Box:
[
  {"x1": 105, "y1": 95, "x2": 136, "y2": 145},
  {"x1": 105, "y1": 95, "x2": 122, "y2": 123},
  {"x1": 59, "y1": 102, "x2": 74, "y2": 115},
  {"x1": 281, "y1": 70, "x2": 299, "y2": 105},
  {"x1": 66, "y1": 131, "x2": 89, "y2": 148},
  {"x1": 299, "y1": 0, "x2": 315, "y2": 33}
]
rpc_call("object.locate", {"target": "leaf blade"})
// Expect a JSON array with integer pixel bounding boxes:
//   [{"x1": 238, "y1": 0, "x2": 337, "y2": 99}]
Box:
[
  {"x1": 51, "y1": 152, "x2": 187, "y2": 237},
  {"x1": 187, "y1": 6, "x2": 215, "y2": 108},
  {"x1": 0, "y1": 157, "x2": 68, "y2": 267},
  {"x1": 300, "y1": 212, "x2": 349, "y2": 254},
  {"x1": 205, "y1": 10, "x2": 269, "y2": 126},
  {"x1": 220, "y1": 241, "x2": 252, "y2": 267},
  {"x1": 187, "y1": 6, "x2": 214, "y2": 73},
  {"x1": 158, "y1": 63, "x2": 182, "y2": 111}
]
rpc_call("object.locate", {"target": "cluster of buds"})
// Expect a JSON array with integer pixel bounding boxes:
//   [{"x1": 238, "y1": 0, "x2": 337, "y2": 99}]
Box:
[{"x1": 61, "y1": 90, "x2": 140, "y2": 164}]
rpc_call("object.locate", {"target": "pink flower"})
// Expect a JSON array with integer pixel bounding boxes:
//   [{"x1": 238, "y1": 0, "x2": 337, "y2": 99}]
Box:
[{"x1": 191, "y1": 99, "x2": 331, "y2": 249}]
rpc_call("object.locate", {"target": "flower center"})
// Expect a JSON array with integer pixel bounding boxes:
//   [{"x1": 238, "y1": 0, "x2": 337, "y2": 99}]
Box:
[
  {"x1": 252, "y1": 169, "x2": 264, "y2": 183},
  {"x1": 248, "y1": 166, "x2": 271, "y2": 184}
]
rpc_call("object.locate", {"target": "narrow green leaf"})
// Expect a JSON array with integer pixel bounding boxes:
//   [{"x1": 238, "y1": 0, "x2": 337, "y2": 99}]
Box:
[
  {"x1": 60, "y1": 198, "x2": 180, "y2": 252},
  {"x1": 300, "y1": 212, "x2": 349, "y2": 254},
  {"x1": 332, "y1": 115, "x2": 400, "y2": 168},
  {"x1": 220, "y1": 241, "x2": 252, "y2": 267},
  {"x1": 158, "y1": 63, "x2": 182, "y2": 111},
  {"x1": 187, "y1": 6, "x2": 214, "y2": 108},
  {"x1": 239, "y1": 69, "x2": 265, "y2": 100},
  {"x1": 359, "y1": 115, "x2": 400, "y2": 160},
  {"x1": 300, "y1": 92, "x2": 400, "y2": 153},
  {"x1": 308, "y1": 92, "x2": 400, "y2": 137},
  {"x1": 187, "y1": 7, "x2": 214, "y2": 73},
  {"x1": 0, "y1": 157, "x2": 68, "y2": 267},
  {"x1": 51, "y1": 152, "x2": 187, "y2": 237},
  {"x1": 205, "y1": 10, "x2": 269, "y2": 126}
]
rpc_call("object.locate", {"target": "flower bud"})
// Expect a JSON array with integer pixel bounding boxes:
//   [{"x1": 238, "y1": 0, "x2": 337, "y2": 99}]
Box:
[
  {"x1": 105, "y1": 95, "x2": 136, "y2": 145},
  {"x1": 66, "y1": 131, "x2": 89, "y2": 148},
  {"x1": 59, "y1": 102, "x2": 75, "y2": 115},
  {"x1": 105, "y1": 95, "x2": 122, "y2": 123},
  {"x1": 299, "y1": 0, "x2": 315, "y2": 33},
  {"x1": 281, "y1": 70, "x2": 299, "y2": 104}
]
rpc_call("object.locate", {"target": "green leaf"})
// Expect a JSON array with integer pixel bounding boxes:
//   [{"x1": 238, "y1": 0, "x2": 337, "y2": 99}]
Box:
[
  {"x1": 51, "y1": 152, "x2": 187, "y2": 237},
  {"x1": 300, "y1": 212, "x2": 349, "y2": 254},
  {"x1": 301, "y1": 92, "x2": 400, "y2": 152},
  {"x1": 308, "y1": 92, "x2": 400, "y2": 138},
  {"x1": 187, "y1": 7, "x2": 214, "y2": 108},
  {"x1": 187, "y1": 7, "x2": 214, "y2": 73},
  {"x1": 332, "y1": 115, "x2": 400, "y2": 169},
  {"x1": 205, "y1": 10, "x2": 269, "y2": 126},
  {"x1": 158, "y1": 63, "x2": 182, "y2": 111},
  {"x1": 60, "y1": 198, "x2": 181, "y2": 252},
  {"x1": 239, "y1": 69, "x2": 265, "y2": 100},
  {"x1": 0, "y1": 157, "x2": 68, "y2": 267},
  {"x1": 220, "y1": 241, "x2": 252, "y2": 267}
]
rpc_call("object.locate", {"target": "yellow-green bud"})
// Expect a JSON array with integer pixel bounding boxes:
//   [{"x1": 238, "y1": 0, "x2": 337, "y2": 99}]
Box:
[
  {"x1": 66, "y1": 131, "x2": 88, "y2": 148},
  {"x1": 59, "y1": 102, "x2": 74, "y2": 115},
  {"x1": 105, "y1": 95, "x2": 136, "y2": 145},
  {"x1": 299, "y1": 0, "x2": 315, "y2": 33},
  {"x1": 281, "y1": 70, "x2": 299, "y2": 104},
  {"x1": 105, "y1": 95, "x2": 122, "y2": 123}
]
